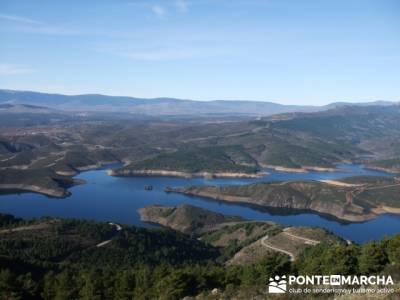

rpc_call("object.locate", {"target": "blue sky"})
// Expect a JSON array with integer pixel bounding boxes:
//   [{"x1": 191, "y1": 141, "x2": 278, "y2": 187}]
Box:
[{"x1": 0, "y1": 0, "x2": 399, "y2": 105}]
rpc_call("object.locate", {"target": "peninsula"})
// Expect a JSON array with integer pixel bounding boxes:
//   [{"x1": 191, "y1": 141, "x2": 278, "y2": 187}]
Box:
[
  {"x1": 138, "y1": 204, "x2": 342, "y2": 264},
  {"x1": 167, "y1": 176, "x2": 400, "y2": 222}
]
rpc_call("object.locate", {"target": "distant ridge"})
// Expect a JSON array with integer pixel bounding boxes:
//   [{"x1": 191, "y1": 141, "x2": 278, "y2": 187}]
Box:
[
  {"x1": 325, "y1": 100, "x2": 397, "y2": 109},
  {"x1": 0, "y1": 89, "x2": 396, "y2": 117}
]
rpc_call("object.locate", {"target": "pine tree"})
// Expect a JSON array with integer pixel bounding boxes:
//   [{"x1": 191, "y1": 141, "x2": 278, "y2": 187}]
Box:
[
  {"x1": 113, "y1": 270, "x2": 135, "y2": 300},
  {"x1": 42, "y1": 271, "x2": 56, "y2": 300},
  {"x1": 359, "y1": 242, "x2": 388, "y2": 274},
  {"x1": 79, "y1": 272, "x2": 103, "y2": 300},
  {"x1": 54, "y1": 271, "x2": 75, "y2": 300},
  {"x1": 0, "y1": 269, "x2": 19, "y2": 300}
]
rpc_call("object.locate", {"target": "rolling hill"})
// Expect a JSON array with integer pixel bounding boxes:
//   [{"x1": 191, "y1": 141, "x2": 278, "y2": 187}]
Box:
[{"x1": 1, "y1": 89, "x2": 396, "y2": 117}]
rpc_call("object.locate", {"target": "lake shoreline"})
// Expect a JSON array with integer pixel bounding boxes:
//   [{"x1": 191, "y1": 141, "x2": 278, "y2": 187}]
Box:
[
  {"x1": 166, "y1": 187, "x2": 383, "y2": 223},
  {"x1": 364, "y1": 165, "x2": 400, "y2": 174},
  {"x1": 262, "y1": 165, "x2": 338, "y2": 173},
  {"x1": 1, "y1": 163, "x2": 399, "y2": 244},
  {"x1": 0, "y1": 178, "x2": 85, "y2": 198},
  {"x1": 108, "y1": 169, "x2": 267, "y2": 179},
  {"x1": 0, "y1": 160, "x2": 119, "y2": 198}
]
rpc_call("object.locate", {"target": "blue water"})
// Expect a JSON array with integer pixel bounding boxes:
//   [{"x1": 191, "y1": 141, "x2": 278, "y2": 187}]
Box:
[{"x1": 0, "y1": 163, "x2": 399, "y2": 244}]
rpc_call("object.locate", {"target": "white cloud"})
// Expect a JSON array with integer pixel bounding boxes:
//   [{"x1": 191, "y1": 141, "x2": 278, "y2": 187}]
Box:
[
  {"x1": 0, "y1": 64, "x2": 33, "y2": 76},
  {"x1": 151, "y1": 5, "x2": 167, "y2": 17},
  {"x1": 175, "y1": 0, "x2": 189, "y2": 12},
  {"x1": 12, "y1": 24, "x2": 87, "y2": 36},
  {"x1": 0, "y1": 13, "x2": 93, "y2": 36},
  {"x1": 0, "y1": 14, "x2": 43, "y2": 25},
  {"x1": 124, "y1": 50, "x2": 191, "y2": 60},
  {"x1": 118, "y1": 46, "x2": 226, "y2": 61}
]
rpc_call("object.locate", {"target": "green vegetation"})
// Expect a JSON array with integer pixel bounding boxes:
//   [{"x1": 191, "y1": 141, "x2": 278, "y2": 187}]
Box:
[
  {"x1": 0, "y1": 219, "x2": 218, "y2": 269},
  {"x1": 201, "y1": 222, "x2": 278, "y2": 245},
  {"x1": 200, "y1": 222, "x2": 277, "y2": 246},
  {"x1": 260, "y1": 142, "x2": 335, "y2": 168},
  {"x1": 275, "y1": 106, "x2": 400, "y2": 140},
  {"x1": 179, "y1": 176, "x2": 400, "y2": 221},
  {"x1": 370, "y1": 157, "x2": 400, "y2": 172},
  {"x1": 201, "y1": 222, "x2": 283, "y2": 261},
  {"x1": 139, "y1": 204, "x2": 245, "y2": 235},
  {"x1": 294, "y1": 237, "x2": 400, "y2": 278},
  {"x1": 140, "y1": 204, "x2": 344, "y2": 266},
  {"x1": 0, "y1": 213, "x2": 22, "y2": 227},
  {"x1": 0, "y1": 216, "x2": 399, "y2": 299},
  {"x1": 341, "y1": 176, "x2": 395, "y2": 185},
  {"x1": 0, "y1": 168, "x2": 78, "y2": 197},
  {"x1": 1, "y1": 105, "x2": 400, "y2": 197},
  {"x1": 118, "y1": 146, "x2": 258, "y2": 174},
  {"x1": 341, "y1": 176, "x2": 400, "y2": 208}
]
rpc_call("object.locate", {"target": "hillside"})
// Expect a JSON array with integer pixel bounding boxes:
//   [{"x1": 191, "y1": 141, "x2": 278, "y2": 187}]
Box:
[
  {"x1": 138, "y1": 204, "x2": 342, "y2": 264},
  {"x1": 0, "y1": 168, "x2": 82, "y2": 197},
  {"x1": 0, "y1": 214, "x2": 399, "y2": 299},
  {"x1": 226, "y1": 226, "x2": 341, "y2": 266},
  {"x1": 0, "y1": 217, "x2": 218, "y2": 268},
  {"x1": 368, "y1": 158, "x2": 400, "y2": 173},
  {"x1": 111, "y1": 146, "x2": 261, "y2": 178},
  {"x1": 138, "y1": 204, "x2": 245, "y2": 234},
  {"x1": 170, "y1": 176, "x2": 400, "y2": 222},
  {"x1": 1, "y1": 105, "x2": 400, "y2": 197}
]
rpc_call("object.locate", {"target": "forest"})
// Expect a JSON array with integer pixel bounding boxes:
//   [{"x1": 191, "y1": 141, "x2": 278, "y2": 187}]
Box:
[{"x1": 0, "y1": 214, "x2": 399, "y2": 299}]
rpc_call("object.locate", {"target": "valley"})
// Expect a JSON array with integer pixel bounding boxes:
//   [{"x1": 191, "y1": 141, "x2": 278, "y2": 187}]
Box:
[
  {"x1": 0, "y1": 93, "x2": 400, "y2": 237},
  {"x1": 1, "y1": 91, "x2": 400, "y2": 299},
  {"x1": 2, "y1": 1, "x2": 399, "y2": 297},
  {"x1": 0, "y1": 164, "x2": 399, "y2": 244},
  {"x1": 1, "y1": 97, "x2": 400, "y2": 201}
]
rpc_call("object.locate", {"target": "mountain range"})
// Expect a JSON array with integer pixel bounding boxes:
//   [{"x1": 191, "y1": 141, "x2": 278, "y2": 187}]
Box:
[{"x1": 0, "y1": 89, "x2": 396, "y2": 117}]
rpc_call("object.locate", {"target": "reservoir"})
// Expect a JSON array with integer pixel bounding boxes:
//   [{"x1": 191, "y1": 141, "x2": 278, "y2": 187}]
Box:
[{"x1": 0, "y1": 163, "x2": 399, "y2": 244}]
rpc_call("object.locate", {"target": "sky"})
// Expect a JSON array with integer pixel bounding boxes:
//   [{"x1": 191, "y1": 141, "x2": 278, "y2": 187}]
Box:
[{"x1": 0, "y1": 0, "x2": 399, "y2": 105}]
